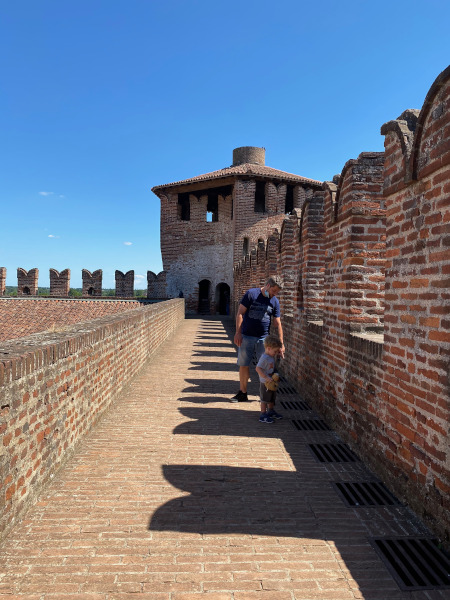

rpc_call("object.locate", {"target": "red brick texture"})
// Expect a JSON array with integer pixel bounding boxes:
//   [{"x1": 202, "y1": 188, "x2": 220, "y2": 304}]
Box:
[
  {"x1": 0, "y1": 268, "x2": 5, "y2": 296},
  {"x1": 0, "y1": 297, "x2": 147, "y2": 342},
  {"x1": 49, "y1": 269, "x2": 70, "y2": 297},
  {"x1": 0, "y1": 298, "x2": 185, "y2": 540},
  {"x1": 233, "y1": 66, "x2": 450, "y2": 542},
  {"x1": 17, "y1": 267, "x2": 39, "y2": 296}
]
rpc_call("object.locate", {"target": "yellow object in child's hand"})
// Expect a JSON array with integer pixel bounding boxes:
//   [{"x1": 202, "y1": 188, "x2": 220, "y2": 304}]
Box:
[{"x1": 265, "y1": 373, "x2": 279, "y2": 391}]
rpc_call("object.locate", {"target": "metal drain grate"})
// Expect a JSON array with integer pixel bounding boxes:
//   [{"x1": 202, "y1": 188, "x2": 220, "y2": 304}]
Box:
[
  {"x1": 308, "y1": 443, "x2": 360, "y2": 462},
  {"x1": 370, "y1": 537, "x2": 450, "y2": 591},
  {"x1": 291, "y1": 419, "x2": 330, "y2": 431},
  {"x1": 333, "y1": 481, "x2": 402, "y2": 506},
  {"x1": 280, "y1": 399, "x2": 311, "y2": 410},
  {"x1": 277, "y1": 383, "x2": 297, "y2": 394}
]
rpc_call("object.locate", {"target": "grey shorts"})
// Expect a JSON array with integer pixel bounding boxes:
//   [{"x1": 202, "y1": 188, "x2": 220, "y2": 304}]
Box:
[{"x1": 259, "y1": 382, "x2": 277, "y2": 404}]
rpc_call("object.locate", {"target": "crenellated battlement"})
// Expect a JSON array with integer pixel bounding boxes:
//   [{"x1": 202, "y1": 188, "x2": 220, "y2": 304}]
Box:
[{"x1": 0, "y1": 267, "x2": 168, "y2": 299}]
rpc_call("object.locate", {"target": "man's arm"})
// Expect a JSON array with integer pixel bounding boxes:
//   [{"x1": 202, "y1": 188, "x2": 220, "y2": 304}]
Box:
[
  {"x1": 272, "y1": 316, "x2": 285, "y2": 358},
  {"x1": 234, "y1": 304, "x2": 247, "y2": 347}
]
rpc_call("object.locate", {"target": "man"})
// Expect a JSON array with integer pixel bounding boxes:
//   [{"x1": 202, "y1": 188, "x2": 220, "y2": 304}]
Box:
[{"x1": 231, "y1": 276, "x2": 285, "y2": 402}]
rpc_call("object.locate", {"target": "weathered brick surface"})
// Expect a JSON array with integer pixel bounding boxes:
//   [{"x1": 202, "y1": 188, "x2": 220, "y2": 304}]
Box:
[
  {"x1": 17, "y1": 268, "x2": 39, "y2": 296},
  {"x1": 0, "y1": 268, "x2": 5, "y2": 297},
  {"x1": 49, "y1": 269, "x2": 71, "y2": 297},
  {"x1": 233, "y1": 66, "x2": 450, "y2": 542},
  {"x1": 0, "y1": 316, "x2": 446, "y2": 599},
  {"x1": 0, "y1": 297, "x2": 147, "y2": 342},
  {"x1": 0, "y1": 298, "x2": 184, "y2": 539},
  {"x1": 82, "y1": 269, "x2": 103, "y2": 297},
  {"x1": 147, "y1": 271, "x2": 167, "y2": 299},
  {"x1": 115, "y1": 270, "x2": 134, "y2": 297}
]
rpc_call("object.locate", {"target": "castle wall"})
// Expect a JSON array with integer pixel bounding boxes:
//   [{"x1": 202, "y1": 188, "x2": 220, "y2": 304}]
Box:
[
  {"x1": 0, "y1": 268, "x2": 5, "y2": 296},
  {"x1": 233, "y1": 66, "x2": 450, "y2": 542},
  {"x1": 0, "y1": 299, "x2": 184, "y2": 541},
  {"x1": 49, "y1": 268, "x2": 70, "y2": 297},
  {"x1": 160, "y1": 191, "x2": 233, "y2": 312}
]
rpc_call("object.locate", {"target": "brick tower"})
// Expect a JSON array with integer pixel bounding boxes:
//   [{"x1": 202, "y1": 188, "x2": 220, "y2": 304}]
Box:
[{"x1": 152, "y1": 147, "x2": 321, "y2": 313}]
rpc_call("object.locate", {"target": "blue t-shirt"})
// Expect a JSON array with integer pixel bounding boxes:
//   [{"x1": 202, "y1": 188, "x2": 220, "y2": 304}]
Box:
[
  {"x1": 256, "y1": 352, "x2": 275, "y2": 383},
  {"x1": 240, "y1": 288, "x2": 280, "y2": 338}
]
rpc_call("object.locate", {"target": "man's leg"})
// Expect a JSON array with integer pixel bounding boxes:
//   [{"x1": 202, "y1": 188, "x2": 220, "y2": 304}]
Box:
[
  {"x1": 231, "y1": 336, "x2": 257, "y2": 402},
  {"x1": 239, "y1": 366, "x2": 250, "y2": 393}
]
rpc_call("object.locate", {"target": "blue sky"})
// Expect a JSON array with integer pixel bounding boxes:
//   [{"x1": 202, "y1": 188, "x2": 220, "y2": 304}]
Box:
[{"x1": 1, "y1": 0, "x2": 449, "y2": 289}]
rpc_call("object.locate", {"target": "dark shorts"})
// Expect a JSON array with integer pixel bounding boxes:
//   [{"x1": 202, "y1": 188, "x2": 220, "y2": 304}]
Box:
[{"x1": 259, "y1": 382, "x2": 277, "y2": 405}]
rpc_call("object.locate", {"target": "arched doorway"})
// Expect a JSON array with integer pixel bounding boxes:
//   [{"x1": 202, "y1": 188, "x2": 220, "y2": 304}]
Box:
[
  {"x1": 215, "y1": 283, "x2": 230, "y2": 315},
  {"x1": 198, "y1": 279, "x2": 210, "y2": 314}
]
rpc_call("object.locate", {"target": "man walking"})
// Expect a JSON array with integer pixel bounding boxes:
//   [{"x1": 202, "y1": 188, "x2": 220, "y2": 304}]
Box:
[{"x1": 231, "y1": 276, "x2": 285, "y2": 402}]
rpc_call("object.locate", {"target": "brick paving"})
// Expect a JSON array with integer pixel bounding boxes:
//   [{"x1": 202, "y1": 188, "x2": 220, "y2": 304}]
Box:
[{"x1": 0, "y1": 317, "x2": 447, "y2": 600}]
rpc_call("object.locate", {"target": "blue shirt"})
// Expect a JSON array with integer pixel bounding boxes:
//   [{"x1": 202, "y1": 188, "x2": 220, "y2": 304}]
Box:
[
  {"x1": 256, "y1": 352, "x2": 276, "y2": 383},
  {"x1": 240, "y1": 288, "x2": 280, "y2": 338}
]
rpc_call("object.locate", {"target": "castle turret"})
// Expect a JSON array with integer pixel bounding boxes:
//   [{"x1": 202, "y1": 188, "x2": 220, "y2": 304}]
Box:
[{"x1": 152, "y1": 147, "x2": 322, "y2": 313}]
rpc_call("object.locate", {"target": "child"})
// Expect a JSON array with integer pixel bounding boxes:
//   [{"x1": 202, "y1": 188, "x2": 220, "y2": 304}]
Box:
[{"x1": 255, "y1": 335, "x2": 284, "y2": 423}]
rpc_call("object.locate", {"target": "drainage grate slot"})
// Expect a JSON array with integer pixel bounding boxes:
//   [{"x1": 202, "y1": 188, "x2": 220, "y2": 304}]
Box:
[
  {"x1": 280, "y1": 400, "x2": 311, "y2": 410},
  {"x1": 370, "y1": 537, "x2": 450, "y2": 591},
  {"x1": 308, "y1": 443, "x2": 360, "y2": 463},
  {"x1": 277, "y1": 383, "x2": 297, "y2": 394},
  {"x1": 334, "y1": 482, "x2": 402, "y2": 506},
  {"x1": 291, "y1": 419, "x2": 330, "y2": 431}
]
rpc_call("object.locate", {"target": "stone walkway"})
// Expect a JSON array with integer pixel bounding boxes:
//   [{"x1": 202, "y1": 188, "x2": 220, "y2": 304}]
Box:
[{"x1": 0, "y1": 317, "x2": 447, "y2": 600}]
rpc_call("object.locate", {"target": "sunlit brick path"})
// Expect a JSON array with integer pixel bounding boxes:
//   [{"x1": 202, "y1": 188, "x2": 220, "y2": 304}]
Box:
[{"x1": 0, "y1": 317, "x2": 445, "y2": 600}]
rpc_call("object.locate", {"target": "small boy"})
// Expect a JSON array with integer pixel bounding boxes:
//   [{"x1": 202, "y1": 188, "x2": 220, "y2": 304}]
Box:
[{"x1": 255, "y1": 335, "x2": 284, "y2": 424}]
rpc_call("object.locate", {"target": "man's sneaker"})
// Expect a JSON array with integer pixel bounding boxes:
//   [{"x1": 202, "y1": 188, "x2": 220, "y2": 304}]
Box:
[
  {"x1": 267, "y1": 410, "x2": 283, "y2": 420},
  {"x1": 259, "y1": 414, "x2": 274, "y2": 424},
  {"x1": 231, "y1": 390, "x2": 249, "y2": 403}
]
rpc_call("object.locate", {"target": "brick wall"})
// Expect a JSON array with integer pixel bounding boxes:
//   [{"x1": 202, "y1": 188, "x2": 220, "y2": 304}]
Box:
[
  {"x1": 233, "y1": 66, "x2": 450, "y2": 543},
  {"x1": 160, "y1": 191, "x2": 234, "y2": 312},
  {"x1": 147, "y1": 270, "x2": 167, "y2": 299},
  {"x1": 115, "y1": 270, "x2": 134, "y2": 297},
  {"x1": 0, "y1": 269, "x2": 5, "y2": 297},
  {"x1": 49, "y1": 269, "x2": 70, "y2": 297},
  {"x1": 17, "y1": 268, "x2": 38, "y2": 296},
  {"x1": 0, "y1": 298, "x2": 184, "y2": 540},
  {"x1": 0, "y1": 298, "x2": 147, "y2": 342},
  {"x1": 82, "y1": 269, "x2": 103, "y2": 297}
]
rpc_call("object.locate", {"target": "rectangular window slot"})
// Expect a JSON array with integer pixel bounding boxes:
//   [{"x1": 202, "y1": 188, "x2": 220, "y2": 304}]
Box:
[
  {"x1": 333, "y1": 482, "x2": 402, "y2": 507},
  {"x1": 280, "y1": 400, "x2": 311, "y2": 410},
  {"x1": 370, "y1": 537, "x2": 450, "y2": 591},
  {"x1": 291, "y1": 419, "x2": 330, "y2": 431},
  {"x1": 308, "y1": 443, "x2": 360, "y2": 463}
]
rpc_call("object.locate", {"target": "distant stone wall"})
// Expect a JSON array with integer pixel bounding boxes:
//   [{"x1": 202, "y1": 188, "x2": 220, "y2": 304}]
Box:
[
  {"x1": 0, "y1": 298, "x2": 185, "y2": 541},
  {"x1": 233, "y1": 66, "x2": 450, "y2": 543}
]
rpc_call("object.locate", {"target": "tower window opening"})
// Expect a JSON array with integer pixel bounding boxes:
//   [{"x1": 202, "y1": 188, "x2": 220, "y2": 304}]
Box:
[
  {"x1": 207, "y1": 193, "x2": 219, "y2": 222},
  {"x1": 177, "y1": 193, "x2": 190, "y2": 221},
  {"x1": 243, "y1": 237, "x2": 249, "y2": 256},
  {"x1": 254, "y1": 181, "x2": 265, "y2": 213},
  {"x1": 285, "y1": 184, "x2": 294, "y2": 213}
]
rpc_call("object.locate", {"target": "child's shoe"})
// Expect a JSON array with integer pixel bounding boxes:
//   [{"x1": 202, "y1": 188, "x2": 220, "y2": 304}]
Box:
[
  {"x1": 259, "y1": 414, "x2": 274, "y2": 424},
  {"x1": 267, "y1": 409, "x2": 283, "y2": 420}
]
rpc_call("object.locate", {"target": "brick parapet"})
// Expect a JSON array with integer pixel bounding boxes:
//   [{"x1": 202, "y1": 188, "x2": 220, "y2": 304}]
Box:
[
  {"x1": 0, "y1": 268, "x2": 5, "y2": 296},
  {"x1": 49, "y1": 268, "x2": 70, "y2": 297},
  {"x1": 0, "y1": 299, "x2": 184, "y2": 540},
  {"x1": 115, "y1": 270, "x2": 134, "y2": 297},
  {"x1": 17, "y1": 268, "x2": 39, "y2": 296},
  {"x1": 82, "y1": 269, "x2": 102, "y2": 297},
  {"x1": 232, "y1": 67, "x2": 449, "y2": 543}
]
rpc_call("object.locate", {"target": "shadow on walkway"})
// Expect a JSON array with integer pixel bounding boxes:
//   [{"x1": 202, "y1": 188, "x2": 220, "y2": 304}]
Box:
[{"x1": 149, "y1": 317, "x2": 448, "y2": 600}]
